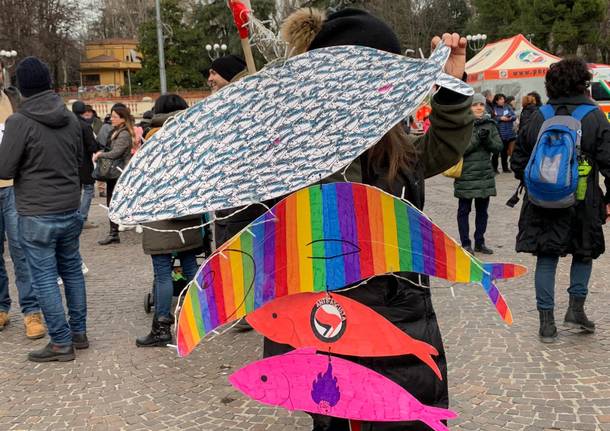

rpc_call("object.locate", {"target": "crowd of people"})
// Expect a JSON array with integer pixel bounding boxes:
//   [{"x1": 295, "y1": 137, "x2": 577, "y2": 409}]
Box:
[{"x1": 0, "y1": 6, "x2": 609, "y2": 431}]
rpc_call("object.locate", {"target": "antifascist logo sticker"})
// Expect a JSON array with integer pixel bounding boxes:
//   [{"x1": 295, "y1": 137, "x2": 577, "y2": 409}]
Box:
[{"x1": 310, "y1": 296, "x2": 347, "y2": 343}]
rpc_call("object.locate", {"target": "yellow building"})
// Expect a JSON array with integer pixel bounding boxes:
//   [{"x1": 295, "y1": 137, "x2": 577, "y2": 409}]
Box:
[{"x1": 80, "y1": 39, "x2": 142, "y2": 95}]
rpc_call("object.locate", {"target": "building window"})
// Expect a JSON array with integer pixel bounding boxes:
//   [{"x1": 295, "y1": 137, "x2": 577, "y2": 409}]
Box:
[{"x1": 83, "y1": 74, "x2": 100, "y2": 86}]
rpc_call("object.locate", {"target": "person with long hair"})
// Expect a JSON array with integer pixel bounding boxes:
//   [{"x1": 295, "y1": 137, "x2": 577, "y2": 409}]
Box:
[
  {"x1": 94, "y1": 105, "x2": 134, "y2": 245},
  {"x1": 273, "y1": 8, "x2": 474, "y2": 431},
  {"x1": 135, "y1": 94, "x2": 204, "y2": 347},
  {"x1": 518, "y1": 94, "x2": 538, "y2": 134},
  {"x1": 512, "y1": 58, "x2": 610, "y2": 343}
]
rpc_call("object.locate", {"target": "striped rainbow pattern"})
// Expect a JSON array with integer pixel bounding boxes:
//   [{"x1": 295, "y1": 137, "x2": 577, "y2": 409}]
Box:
[{"x1": 177, "y1": 182, "x2": 527, "y2": 357}]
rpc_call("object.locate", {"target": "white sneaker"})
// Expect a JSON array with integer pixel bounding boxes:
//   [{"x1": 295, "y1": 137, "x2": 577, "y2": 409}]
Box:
[
  {"x1": 82, "y1": 262, "x2": 89, "y2": 276},
  {"x1": 57, "y1": 277, "x2": 63, "y2": 286}
]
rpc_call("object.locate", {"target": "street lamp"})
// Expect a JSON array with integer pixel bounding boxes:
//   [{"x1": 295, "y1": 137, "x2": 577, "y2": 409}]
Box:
[
  {"x1": 526, "y1": 33, "x2": 535, "y2": 43},
  {"x1": 466, "y1": 34, "x2": 487, "y2": 52},
  {"x1": 205, "y1": 43, "x2": 228, "y2": 61},
  {"x1": 0, "y1": 49, "x2": 17, "y2": 86}
]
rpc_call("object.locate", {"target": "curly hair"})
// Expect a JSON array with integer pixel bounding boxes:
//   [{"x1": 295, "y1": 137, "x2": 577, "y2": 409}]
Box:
[{"x1": 545, "y1": 58, "x2": 592, "y2": 99}]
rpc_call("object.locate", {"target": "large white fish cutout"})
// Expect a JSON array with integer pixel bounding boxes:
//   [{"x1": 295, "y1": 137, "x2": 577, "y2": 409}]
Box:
[{"x1": 110, "y1": 44, "x2": 473, "y2": 224}]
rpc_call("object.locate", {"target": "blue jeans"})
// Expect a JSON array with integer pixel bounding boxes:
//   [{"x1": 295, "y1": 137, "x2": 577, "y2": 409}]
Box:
[
  {"x1": 0, "y1": 187, "x2": 38, "y2": 315},
  {"x1": 19, "y1": 210, "x2": 87, "y2": 345},
  {"x1": 535, "y1": 255, "x2": 592, "y2": 310},
  {"x1": 152, "y1": 251, "x2": 199, "y2": 319},
  {"x1": 80, "y1": 183, "x2": 95, "y2": 221}
]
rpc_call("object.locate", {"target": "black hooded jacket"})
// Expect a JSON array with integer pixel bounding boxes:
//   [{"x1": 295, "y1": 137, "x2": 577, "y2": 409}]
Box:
[{"x1": 0, "y1": 90, "x2": 83, "y2": 215}]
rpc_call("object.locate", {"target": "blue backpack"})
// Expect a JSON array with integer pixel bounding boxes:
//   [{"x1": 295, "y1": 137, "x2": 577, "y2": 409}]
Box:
[{"x1": 524, "y1": 104, "x2": 598, "y2": 208}]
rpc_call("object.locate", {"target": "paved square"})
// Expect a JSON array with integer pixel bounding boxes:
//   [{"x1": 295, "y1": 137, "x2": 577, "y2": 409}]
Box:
[{"x1": 1, "y1": 174, "x2": 609, "y2": 430}]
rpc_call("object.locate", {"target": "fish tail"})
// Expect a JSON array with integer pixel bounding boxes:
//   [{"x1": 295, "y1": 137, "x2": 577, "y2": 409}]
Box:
[
  {"x1": 482, "y1": 262, "x2": 528, "y2": 281},
  {"x1": 411, "y1": 339, "x2": 442, "y2": 381},
  {"x1": 481, "y1": 274, "x2": 513, "y2": 325},
  {"x1": 419, "y1": 405, "x2": 457, "y2": 431}
]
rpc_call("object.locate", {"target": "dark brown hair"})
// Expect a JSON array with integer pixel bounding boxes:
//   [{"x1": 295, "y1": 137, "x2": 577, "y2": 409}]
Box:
[
  {"x1": 367, "y1": 124, "x2": 418, "y2": 182},
  {"x1": 111, "y1": 105, "x2": 135, "y2": 139},
  {"x1": 545, "y1": 58, "x2": 592, "y2": 99}
]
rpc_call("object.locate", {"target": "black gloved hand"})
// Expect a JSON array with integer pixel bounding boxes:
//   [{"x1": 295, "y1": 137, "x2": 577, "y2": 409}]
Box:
[{"x1": 477, "y1": 127, "x2": 490, "y2": 143}]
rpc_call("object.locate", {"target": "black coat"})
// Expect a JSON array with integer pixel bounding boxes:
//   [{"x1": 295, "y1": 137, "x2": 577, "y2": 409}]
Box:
[
  {"x1": 264, "y1": 89, "x2": 475, "y2": 431},
  {"x1": 511, "y1": 95, "x2": 610, "y2": 259},
  {"x1": 518, "y1": 104, "x2": 537, "y2": 133},
  {"x1": 77, "y1": 116, "x2": 99, "y2": 185}
]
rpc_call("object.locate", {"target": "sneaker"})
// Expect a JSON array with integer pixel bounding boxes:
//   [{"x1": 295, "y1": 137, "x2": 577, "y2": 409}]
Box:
[
  {"x1": 0, "y1": 311, "x2": 9, "y2": 330},
  {"x1": 28, "y1": 342, "x2": 75, "y2": 362},
  {"x1": 24, "y1": 312, "x2": 46, "y2": 339},
  {"x1": 83, "y1": 221, "x2": 99, "y2": 229},
  {"x1": 82, "y1": 262, "x2": 89, "y2": 276},
  {"x1": 57, "y1": 277, "x2": 63, "y2": 286},
  {"x1": 72, "y1": 332, "x2": 89, "y2": 349},
  {"x1": 474, "y1": 244, "x2": 494, "y2": 255}
]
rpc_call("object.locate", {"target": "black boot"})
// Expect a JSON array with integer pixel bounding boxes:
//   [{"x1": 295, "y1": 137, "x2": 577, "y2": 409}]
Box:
[
  {"x1": 136, "y1": 316, "x2": 173, "y2": 347},
  {"x1": 564, "y1": 295, "x2": 595, "y2": 333},
  {"x1": 474, "y1": 244, "x2": 494, "y2": 254},
  {"x1": 98, "y1": 222, "x2": 120, "y2": 245},
  {"x1": 538, "y1": 309, "x2": 558, "y2": 343},
  {"x1": 28, "y1": 342, "x2": 75, "y2": 362}
]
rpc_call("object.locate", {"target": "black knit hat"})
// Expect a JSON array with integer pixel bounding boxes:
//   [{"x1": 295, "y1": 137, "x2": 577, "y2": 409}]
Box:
[
  {"x1": 16, "y1": 56, "x2": 52, "y2": 97},
  {"x1": 309, "y1": 8, "x2": 401, "y2": 54},
  {"x1": 72, "y1": 101, "x2": 86, "y2": 115},
  {"x1": 209, "y1": 55, "x2": 247, "y2": 82}
]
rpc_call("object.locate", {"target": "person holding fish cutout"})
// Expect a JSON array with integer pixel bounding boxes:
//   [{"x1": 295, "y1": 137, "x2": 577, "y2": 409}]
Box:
[{"x1": 263, "y1": 8, "x2": 475, "y2": 431}]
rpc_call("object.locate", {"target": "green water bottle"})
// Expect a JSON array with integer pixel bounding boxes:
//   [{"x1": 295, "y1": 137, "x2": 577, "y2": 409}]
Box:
[{"x1": 576, "y1": 160, "x2": 592, "y2": 201}]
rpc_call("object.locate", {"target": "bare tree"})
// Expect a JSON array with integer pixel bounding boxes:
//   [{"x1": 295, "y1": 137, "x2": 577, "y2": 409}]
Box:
[{"x1": 0, "y1": 0, "x2": 82, "y2": 86}]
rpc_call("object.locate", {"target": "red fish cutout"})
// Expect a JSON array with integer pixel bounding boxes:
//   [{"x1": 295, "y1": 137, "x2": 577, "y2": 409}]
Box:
[{"x1": 246, "y1": 292, "x2": 442, "y2": 379}]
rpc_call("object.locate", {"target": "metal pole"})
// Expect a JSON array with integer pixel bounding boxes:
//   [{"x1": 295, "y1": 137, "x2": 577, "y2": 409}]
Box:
[
  {"x1": 127, "y1": 69, "x2": 132, "y2": 97},
  {"x1": 155, "y1": 0, "x2": 167, "y2": 94}
]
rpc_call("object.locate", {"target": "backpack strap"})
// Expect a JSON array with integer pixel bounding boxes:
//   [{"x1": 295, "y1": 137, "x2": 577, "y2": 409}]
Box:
[
  {"x1": 571, "y1": 104, "x2": 598, "y2": 122},
  {"x1": 539, "y1": 104, "x2": 555, "y2": 121}
]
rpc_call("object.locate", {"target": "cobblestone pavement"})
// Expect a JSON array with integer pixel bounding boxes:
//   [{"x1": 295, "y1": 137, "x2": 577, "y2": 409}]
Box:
[{"x1": 1, "y1": 174, "x2": 610, "y2": 430}]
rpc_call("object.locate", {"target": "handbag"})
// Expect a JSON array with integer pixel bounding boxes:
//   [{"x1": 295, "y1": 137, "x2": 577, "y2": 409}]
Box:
[
  {"x1": 92, "y1": 157, "x2": 124, "y2": 181},
  {"x1": 442, "y1": 158, "x2": 463, "y2": 178}
]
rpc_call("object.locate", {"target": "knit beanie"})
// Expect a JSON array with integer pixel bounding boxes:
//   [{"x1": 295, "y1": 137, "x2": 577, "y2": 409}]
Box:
[
  {"x1": 472, "y1": 93, "x2": 486, "y2": 105},
  {"x1": 16, "y1": 56, "x2": 52, "y2": 97},
  {"x1": 281, "y1": 8, "x2": 401, "y2": 56},
  {"x1": 209, "y1": 55, "x2": 247, "y2": 82},
  {"x1": 72, "y1": 101, "x2": 86, "y2": 115}
]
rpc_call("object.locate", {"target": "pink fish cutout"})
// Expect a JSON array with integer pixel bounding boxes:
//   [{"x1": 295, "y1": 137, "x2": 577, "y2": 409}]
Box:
[
  {"x1": 246, "y1": 292, "x2": 442, "y2": 379},
  {"x1": 229, "y1": 348, "x2": 457, "y2": 430}
]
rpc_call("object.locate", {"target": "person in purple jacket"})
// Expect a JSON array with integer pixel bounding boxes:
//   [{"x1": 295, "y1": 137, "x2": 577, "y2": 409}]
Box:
[{"x1": 491, "y1": 93, "x2": 516, "y2": 173}]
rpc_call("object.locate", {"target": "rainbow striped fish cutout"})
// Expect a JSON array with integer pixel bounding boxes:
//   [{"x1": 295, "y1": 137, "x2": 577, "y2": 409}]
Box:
[{"x1": 177, "y1": 182, "x2": 527, "y2": 357}]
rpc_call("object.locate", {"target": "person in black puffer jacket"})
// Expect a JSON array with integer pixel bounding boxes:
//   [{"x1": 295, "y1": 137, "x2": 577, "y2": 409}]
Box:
[
  {"x1": 511, "y1": 58, "x2": 610, "y2": 344},
  {"x1": 271, "y1": 8, "x2": 475, "y2": 431},
  {"x1": 453, "y1": 93, "x2": 503, "y2": 255}
]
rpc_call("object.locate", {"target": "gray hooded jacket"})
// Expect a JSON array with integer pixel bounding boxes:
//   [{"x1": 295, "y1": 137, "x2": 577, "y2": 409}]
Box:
[{"x1": 0, "y1": 90, "x2": 82, "y2": 215}]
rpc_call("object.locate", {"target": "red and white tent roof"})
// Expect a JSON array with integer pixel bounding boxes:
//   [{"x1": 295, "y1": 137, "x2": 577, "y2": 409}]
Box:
[{"x1": 466, "y1": 34, "x2": 560, "y2": 83}]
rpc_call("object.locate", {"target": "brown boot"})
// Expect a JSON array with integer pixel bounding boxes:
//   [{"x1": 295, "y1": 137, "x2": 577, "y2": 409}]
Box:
[
  {"x1": 0, "y1": 311, "x2": 9, "y2": 330},
  {"x1": 24, "y1": 312, "x2": 46, "y2": 340}
]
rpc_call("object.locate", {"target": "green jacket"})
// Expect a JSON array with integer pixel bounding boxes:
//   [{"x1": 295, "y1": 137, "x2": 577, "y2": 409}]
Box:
[{"x1": 453, "y1": 117, "x2": 502, "y2": 199}]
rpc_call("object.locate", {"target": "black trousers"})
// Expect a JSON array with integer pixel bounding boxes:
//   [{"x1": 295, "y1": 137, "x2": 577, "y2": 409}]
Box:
[
  {"x1": 106, "y1": 178, "x2": 118, "y2": 231},
  {"x1": 457, "y1": 197, "x2": 490, "y2": 247},
  {"x1": 491, "y1": 138, "x2": 513, "y2": 172}
]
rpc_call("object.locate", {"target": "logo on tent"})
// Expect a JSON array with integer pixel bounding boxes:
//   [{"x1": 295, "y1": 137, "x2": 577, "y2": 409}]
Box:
[{"x1": 518, "y1": 50, "x2": 545, "y2": 63}]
